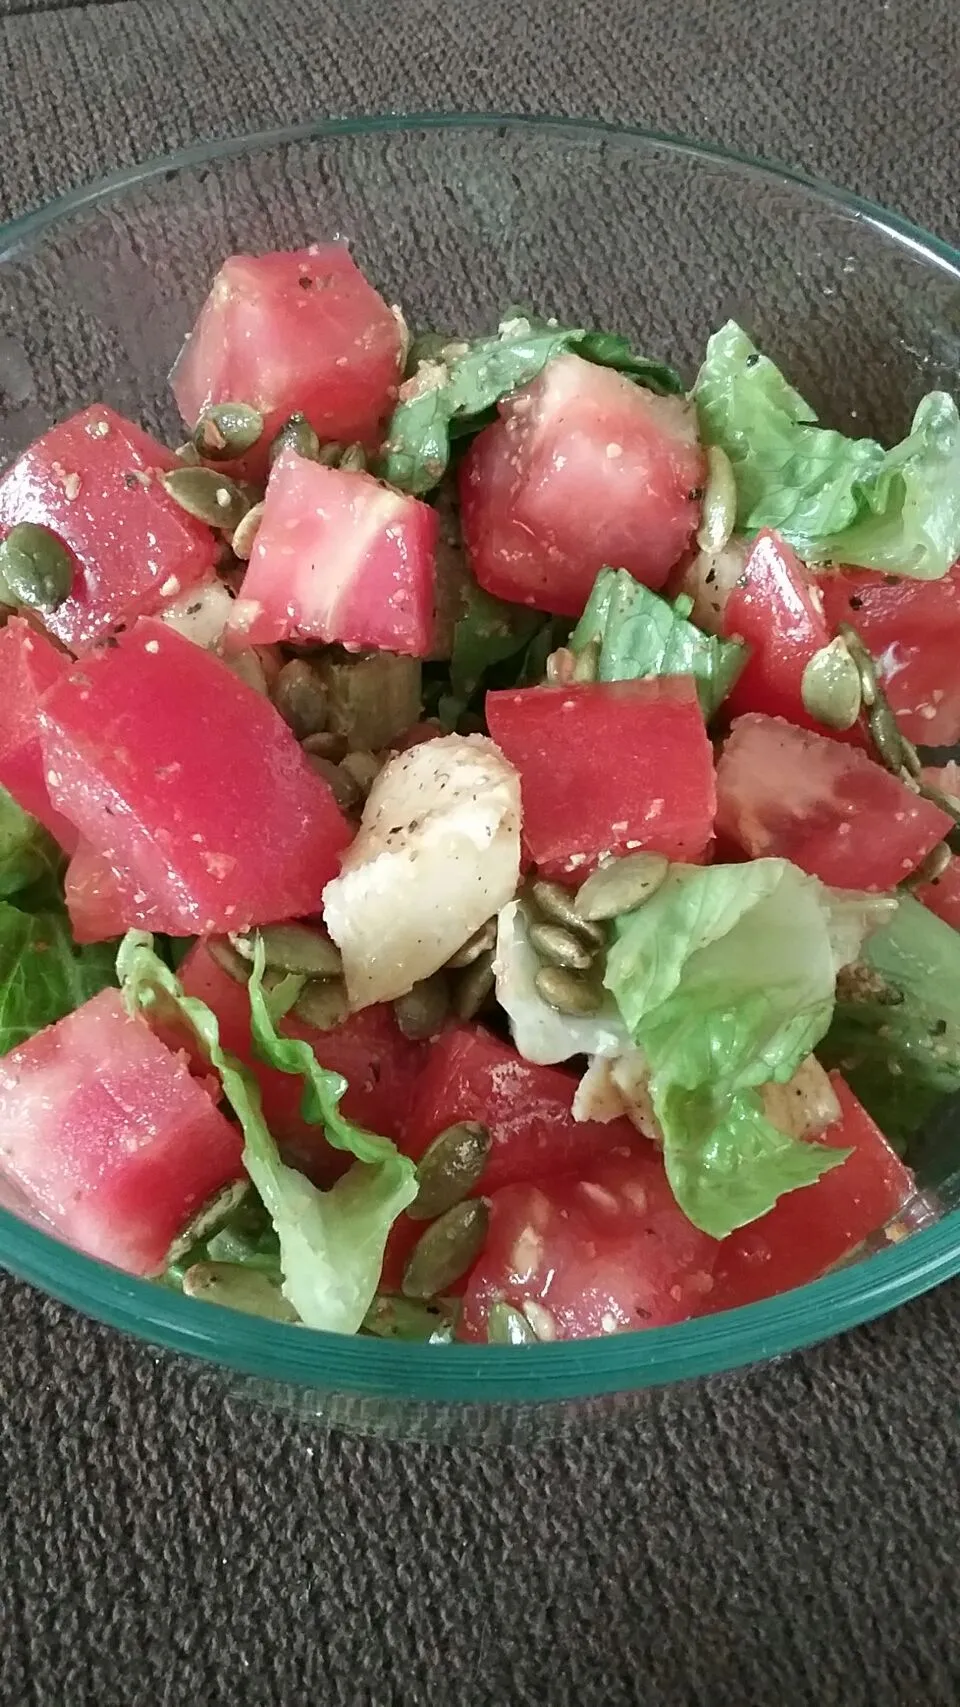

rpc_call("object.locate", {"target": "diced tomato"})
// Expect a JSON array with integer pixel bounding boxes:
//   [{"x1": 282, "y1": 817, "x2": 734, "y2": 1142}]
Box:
[
  {"x1": 818, "y1": 561, "x2": 960, "y2": 745},
  {"x1": 0, "y1": 988, "x2": 242, "y2": 1275},
  {"x1": 39, "y1": 620, "x2": 352, "y2": 934},
  {"x1": 916, "y1": 763, "x2": 960, "y2": 930},
  {"x1": 704, "y1": 1074, "x2": 914, "y2": 1312},
  {"x1": 486, "y1": 678, "x2": 715, "y2": 880},
  {"x1": 0, "y1": 619, "x2": 77, "y2": 848},
  {"x1": 0, "y1": 407, "x2": 219, "y2": 653},
  {"x1": 65, "y1": 841, "x2": 180, "y2": 942},
  {"x1": 459, "y1": 354, "x2": 704, "y2": 616},
  {"x1": 716, "y1": 714, "x2": 951, "y2": 889},
  {"x1": 170, "y1": 244, "x2": 402, "y2": 475},
  {"x1": 457, "y1": 1146, "x2": 719, "y2": 1342},
  {"x1": 226, "y1": 450, "x2": 436, "y2": 656},
  {"x1": 721, "y1": 529, "x2": 835, "y2": 728}
]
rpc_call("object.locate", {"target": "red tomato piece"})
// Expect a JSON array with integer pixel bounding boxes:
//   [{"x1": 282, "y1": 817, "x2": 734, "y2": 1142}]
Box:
[
  {"x1": 65, "y1": 841, "x2": 181, "y2": 942},
  {"x1": 721, "y1": 529, "x2": 834, "y2": 727},
  {"x1": 226, "y1": 450, "x2": 436, "y2": 655},
  {"x1": 818, "y1": 561, "x2": 960, "y2": 746},
  {"x1": 457, "y1": 1146, "x2": 719, "y2": 1342},
  {"x1": 486, "y1": 677, "x2": 716, "y2": 881},
  {"x1": 0, "y1": 619, "x2": 77, "y2": 848},
  {"x1": 0, "y1": 406, "x2": 218, "y2": 653},
  {"x1": 0, "y1": 988, "x2": 242, "y2": 1275},
  {"x1": 459, "y1": 354, "x2": 704, "y2": 616},
  {"x1": 716, "y1": 713, "x2": 951, "y2": 889},
  {"x1": 39, "y1": 620, "x2": 352, "y2": 934},
  {"x1": 916, "y1": 763, "x2": 960, "y2": 930},
  {"x1": 704, "y1": 1074, "x2": 914, "y2": 1312},
  {"x1": 170, "y1": 244, "x2": 402, "y2": 475}
]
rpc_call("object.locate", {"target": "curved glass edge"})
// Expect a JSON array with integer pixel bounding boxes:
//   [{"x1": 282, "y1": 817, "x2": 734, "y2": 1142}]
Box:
[{"x1": 0, "y1": 113, "x2": 958, "y2": 1402}]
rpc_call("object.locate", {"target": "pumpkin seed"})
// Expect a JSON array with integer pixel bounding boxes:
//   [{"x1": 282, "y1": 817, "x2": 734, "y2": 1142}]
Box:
[
  {"x1": 837, "y1": 622, "x2": 878, "y2": 706},
  {"x1": 318, "y1": 652, "x2": 422, "y2": 750},
  {"x1": 394, "y1": 972, "x2": 450, "y2": 1040},
  {"x1": 362, "y1": 1294, "x2": 458, "y2": 1342},
  {"x1": 166, "y1": 1179, "x2": 251, "y2": 1264},
  {"x1": 575, "y1": 852, "x2": 670, "y2": 921},
  {"x1": 444, "y1": 917, "x2": 497, "y2": 970},
  {"x1": 302, "y1": 729, "x2": 348, "y2": 763},
  {"x1": 271, "y1": 658, "x2": 329, "y2": 738},
  {"x1": 159, "y1": 466, "x2": 249, "y2": 530},
  {"x1": 292, "y1": 977, "x2": 349, "y2": 1030},
  {"x1": 528, "y1": 920, "x2": 595, "y2": 971},
  {"x1": 571, "y1": 637, "x2": 601, "y2": 683},
  {"x1": 230, "y1": 499, "x2": 265, "y2": 560},
  {"x1": 696, "y1": 444, "x2": 737, "y2": 553},
  {"x1": 307, "y1": 753, "x2": 362, "y2": 810},
  {"x1": 338, "y1": 441, "x2": 367, "y2": 474},
  {"x1": 534, "y1": 964, "x2": 602, "y2": 1015},
  {"x1": 231, "y1": 922, "x2": 342, "y2": 979},
  {"x1": 221, "y1": 648, "x2": 269, "y2": 696},
  {"x1": 193, "y1": 402, "x2": 264, "y2": 461},
  {"x1": 452, "y1": 949, "x2": 495, "y2": 1019},
  {"x1": 206, "y1": 936, "x2": 251, "y2": 983},
  {"x1": 527, "y1": 879, "x2": 606, "y2": 948},
  {"x1": 317, "y1": 440, "x2": 345, "y2": 467},
  {"x1": 487, "y1": 1301, "x2": 537, "y2": 1345},
  {"x1": 868, "y1": 697, "x2": 910, "y2": 776},
  {"x1": 906, "y1": 840, "x2": 953, "y2": 888},
  {"x1": 182, "y1": 1261, "x2": 300, "y2": 1323},
  {"x1": 409, "y1": 1120, "x2": 491, "y2": 1221},
  {"x1": 919, "y1": 778, "x2": 960, "y2": 828},
  {"x1": 0, "y1": 523, "x2": 73, "y2": 611},
  {"x1": 269, "y1": 413, "x2": 322, "y2": 465},
  {"x1": 175, "y1": 440, "x2": 202, "y2": 465},
  {"x1": 401, "y1": 1199, "x2": 489, "y2": 1300},
  {"x1": 800, "y1": 638, "x2": 862, "y2": 731},
  {"x1": 545, "y1": 646, "x2": 576, "y2": 685},
  {"x1": 339, "y1": 748, "x2": 383, "y2": 798}
]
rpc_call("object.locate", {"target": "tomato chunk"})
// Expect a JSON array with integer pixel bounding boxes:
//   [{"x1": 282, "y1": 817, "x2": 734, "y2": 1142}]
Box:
[
  {"x1": 716, "y1": 713, "x2": 951, "y2": 889},
  {"x1": 0, "y1": 619, "x2": 77, "y2": 848},
  {"x1": 916, "y1": 763, "x2": 960, "y2": 930},
  {"x1": 704, "y1": 1075, "x2": 914, "y2": 1312},
  {"x1": 818, "y1": 562, "x2": 960, "y2": 745},
  {"x1": 226, "y1": 450, "x2": 436, "y2": 655},
  {"x1": 486, "y1": 678, "x2": 715, "y2": 880},
  {"x1": 39, "y1": 620, "x2": 352, "y2": 934},
  {"x1": 170, "y1": 245, "x2": 402, "y2": 474},
  {"x1": 721, "y1": 529, "x2": 834, "y2": 727},
  {"x1": 457, "y1": 1146, "x2": 719, "y2": 1342},
  {"x1": 0, "y1": 988, "x2": 242, "y2": 1274},
  {"x1": 459, "y1": 354, "x2": 703, "y2": 616},
  {"x1": 65, "y1": 841, "x2": 181, "y2": 942},
  {"x1": 0, "y1": 407, "x2": 218, "y2": 652}
]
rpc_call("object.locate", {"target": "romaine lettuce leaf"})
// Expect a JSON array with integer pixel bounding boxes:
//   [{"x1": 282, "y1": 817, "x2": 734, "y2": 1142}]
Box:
[
  {"x1": 694, "y1": 320, "x2": 960, "y2": 579},
  {"x1": 570, "y1": 567, "x2": 746, "y2": 717},
  {"x1": 0, "y1": 788, "x2": 61, "y2": 900},
  {"x1": 0, "y1": 904, "x2": 118, "y2": 1053}
]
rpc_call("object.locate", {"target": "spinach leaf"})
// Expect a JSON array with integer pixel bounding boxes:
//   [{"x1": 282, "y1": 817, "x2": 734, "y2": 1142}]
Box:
[
  {"x1": 0, "y1": 787, "x2": 62, "y2": 902},
  {"x1": 0, "y1": 904, "x2": 118, "y2": 1052}
]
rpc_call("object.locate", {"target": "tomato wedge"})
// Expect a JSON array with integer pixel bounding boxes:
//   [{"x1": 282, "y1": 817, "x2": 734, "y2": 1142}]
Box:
[{"x1": 818, "y1": 561, "x2": 960, "y2": 746}]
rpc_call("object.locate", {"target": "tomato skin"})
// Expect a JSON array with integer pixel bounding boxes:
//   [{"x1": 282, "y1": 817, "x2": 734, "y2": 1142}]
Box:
[
  {"x1": 703, "y1": 1075, "x2": 914, "y2": 1313},
  {"x1": 226, "y1": 451, "x2": 437, "y2": 656},
  {"x1": 721, "y1": 529, "x2": 833, "y2": 728},
  {"x1": 0, "y1": 406, "x2": 219, "y2": 653},
  {"x1": 0, "y1": 988, "x2": 243, "y2": 1275},
  {"x1": 459, "y1": 354, "x2": 703, "y2": 617},
  {"x1": 716, "y1": 713, "x2": 951, "y2": 890},
  {"x1": 485, "y1": 677, "x2": 716, "y2": 881},
  {"x1": 0, "y1": 619, "x2": 77, "y2": 848},
  {"x1": 457, "y1": 1146, "x2": 719, "y2": 1342},
  {"x1": 818, "y1": 562, "x2": 960, "y2": 746},
  {"x1": 170, "y1": 245, "x2": 402, "y2": 476},
  {"x1": 39, "y1": 619, "x2": 352, "y2": 934}
]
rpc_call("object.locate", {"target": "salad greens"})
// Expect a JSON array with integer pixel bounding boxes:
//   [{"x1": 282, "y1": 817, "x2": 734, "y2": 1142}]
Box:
[
  {"x1": 694, "y1": 320, "x2": 960, "y2": 578},
  {"x1": 570, "y1": 567, "x2": 747, "y2": 717},
  {"x1": 0, "y1": 787, "x2": 61, "y2": 899},
  {"x1": 0, "y1": 904, "x2": 118, "y2": 1053}
]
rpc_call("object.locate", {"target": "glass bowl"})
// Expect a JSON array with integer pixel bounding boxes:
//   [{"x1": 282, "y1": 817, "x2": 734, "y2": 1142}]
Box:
[{"x1": 2, "y1": 113, "x2": 960, "y2": 1442}]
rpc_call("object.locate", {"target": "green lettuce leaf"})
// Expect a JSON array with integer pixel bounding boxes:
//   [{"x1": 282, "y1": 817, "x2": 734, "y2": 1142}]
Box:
[
  {"x1": 570, "y1": 567, "x2": 746, "y2": 717},
  {"x1": 0, "y1": 788, "x2": 62, "y2": 901},
  {"x1": 448, "y1": 584, "x2": 545, "y2": 708},
  {"x1": 0, "y1": 904, "x2": 118, "y2": 1052},
  {"x1": 118, "y1": 933, "x2": 417, "y2": 1334},
  {"x1": 694, "y1": 320, "x2": 960, "y2": 578}
]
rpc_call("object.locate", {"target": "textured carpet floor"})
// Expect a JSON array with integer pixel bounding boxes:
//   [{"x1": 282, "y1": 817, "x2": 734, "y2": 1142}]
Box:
[{"x1": 0, "y1": 2, "x2": 959, "y2": 1701}]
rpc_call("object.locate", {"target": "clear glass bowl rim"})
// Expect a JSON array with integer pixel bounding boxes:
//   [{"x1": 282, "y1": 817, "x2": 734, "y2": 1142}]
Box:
[{"x1": 1, "y1": 110, "x2": 958, "y2": 1406}]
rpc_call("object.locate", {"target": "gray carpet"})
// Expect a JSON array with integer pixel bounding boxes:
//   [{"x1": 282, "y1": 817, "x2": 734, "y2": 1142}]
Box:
[{"x1": 1, "y1": 2, "x2": 959, "y2": 1701}]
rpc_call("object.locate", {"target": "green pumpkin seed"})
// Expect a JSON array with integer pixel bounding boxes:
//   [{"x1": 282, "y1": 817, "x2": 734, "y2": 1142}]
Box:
[
  {"x1": 318, "y1": 653, "x2": 422, "y2": 750},
  {"x1": 292, "y1": 977, "x2": 349, "y2": 1030},
  {"x1": 362, "y1": 1294, "x2": 458, "y2": 1342},
  {"x1": 919, "y1": 779, "x2": 960, "y2": 828},
  {"x1": 837, "y1": 622, "x2": 878, "y2": 706},
  {"x1": 906, "y1": 840, "x2": 953, "y2": 888},
  {"x1": 575, "y1": 852, "x2": 670, "y2": 921},
  {"x1": 409, "y1": 1120, "x2": 491, "y2": 1222},
  {"x1": 182, "y1": 1261, "x2": 300, "y2": 1322},
  {"x1": 0, "y1": 523, "x2": 74, "y2": 611},
  {"x1": 534, "y1": 964, "x2": 602, "y2": 1015},
  {"x1": 487, "y1": 1301, "x2": 537, "y2": 1345},
  {"x1": 193, "y1": 402, "x2": 264, "y2": 461},
  {"x1": 269, "y1": 413, "x2": 322, "y2": 465},
  {"x1": 545, "y1": 646, "x2": 575, "y2": 685},
  {"x1": 452, "y1": 949, "x2": 495, "y2": 1019},
  {"x1": 696, "y1": 444, "x2": 737, "y2": 553},
  {"x1": 159, "y1": 466, "x2": 249, "y2": 530},
  {"x1": 571, "y1": 637, "x2": 601, "y2": 683},
  {"x1": 401, "y1": 1198, "x2": 490, "y2": 1300},
  {"x1": 338, "y1": 442, "x2": 367, "y2": 474},
  {"x1": 527, "y1": 879, "x2": 605, "y2": 948},
  {"x1": 222, "y1": 648, "x2": 269, "y2": 696},
  {"x1": 206, "y1": 936, "x2": 251, "y2": 983},
  {"x1": 868, "y1": 697, "x2": 910, "y2": 776},
  {"x1": 317, "y1": 440, "x2": 345, "y2": 467},
  {"x1": 528, "y1": 920, "x2": 595, "y2": 971},
  {"x1": 230, "y1": 922, "x2": 342, "y2": 979},
  {"x1": 230, "y1": 499, "x2": 265, "y2": 560},
  {"x1": 800, "y1": 638, "x2": 863, "y2": 731},
  {"x1": 166, "y1": 1179, "x2": 251, "y2": 1264},
  {"x1": 175, "y1": 440, "x2": 202, "y2": 465},
  {"x1": 271, "y1": 658, "x2": 329, "y2": 739},
  {"x1": 307, "y1": 753, "x2": 362, "y2": 810},
  {"x1": 302, "y1": 729, "x2": 348, "y2": 763},
  {"x1": 339, "y1": 748, "x2": 383, "y2": 798},
  {"x1": 445, "y1": 917, "x2": 498, "y2": 970},
  {"x1": 394, "y1": 972, "x2": 450, "y2": 1040}
]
